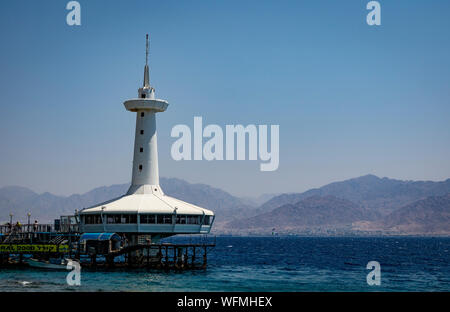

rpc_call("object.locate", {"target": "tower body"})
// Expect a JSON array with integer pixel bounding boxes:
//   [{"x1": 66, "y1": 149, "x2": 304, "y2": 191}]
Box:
[
  {"x1": 131, "y1": 111, "x2": 158, "y2": 186},
  {"x1": 124, "y1": 78, "x2": 168, "y2": 194}
]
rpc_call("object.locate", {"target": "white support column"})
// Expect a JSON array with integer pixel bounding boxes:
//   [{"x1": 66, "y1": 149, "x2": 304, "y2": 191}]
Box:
[{"x1": 131, "y1": 110, "x2": 159, "y2": 186}]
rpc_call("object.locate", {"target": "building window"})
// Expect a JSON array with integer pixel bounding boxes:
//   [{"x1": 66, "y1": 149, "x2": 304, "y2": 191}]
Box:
[
  {"x1": 141, "y1": 94, "x2": 146, "y2": 99},
  {"x1": 176, "y1": 215, "x2": 187, "y2": 224},
  {"x1": 203, "y1": 216, "x2": 211, "y2": 225},
  {"x1": 173, "y1": 215, "x2": 201, "y2": 225},
  {"x1": 105, "y1": 214, "x2": 137, "y2": 224},
  {"x1": 140, "y1": 147, "x2": 143, "y2": 153},
  {"x1": 187, "y1": 215, "x2": 200, "y2": 225},
  {"x1": 84, "y1": 214, "x2": 102, "y2": 224},
  {"x1": 139, "y1": 165, "x2": 143, "y2": 171},
  {"x1": 141, "y1": 112, "x2": 145, "y2": 117},
  {"x1": 140, "y1": 214, "x2": 156, "y2": 224},
  {"x1": 164, "y1": 215, "x2": 173, "y2": 224},
  {"x1": 107, "y1": 215, "x2": 121, "y2": 224},
  {"x1": 140, "y1": 130, "x2": 144, "y2": 135},
  {"x1": 156, "y1": 214, "x2": 173, "y2": 224},
  {"x1": 121, "y1": 214, "x2": 137, "y2": 224}
]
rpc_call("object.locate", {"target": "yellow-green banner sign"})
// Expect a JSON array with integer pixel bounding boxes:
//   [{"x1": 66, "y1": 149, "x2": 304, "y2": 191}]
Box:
[{"x1": 0, "y1": 244, "x2": 69, "y2": 253}]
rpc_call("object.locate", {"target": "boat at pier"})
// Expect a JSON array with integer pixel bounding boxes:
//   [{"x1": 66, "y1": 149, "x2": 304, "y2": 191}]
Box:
[{"x1": 26, "y1": 258, "x2": 69, "y2": 270}]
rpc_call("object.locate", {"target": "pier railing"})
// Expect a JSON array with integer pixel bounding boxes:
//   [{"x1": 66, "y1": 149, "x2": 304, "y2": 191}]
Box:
[{"x1": 0, "y1": 223, "x2": 79, "y2": 235}]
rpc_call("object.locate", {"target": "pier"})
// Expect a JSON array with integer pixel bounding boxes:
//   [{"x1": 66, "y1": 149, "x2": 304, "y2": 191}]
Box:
[{"x1": 0, "y1": 222, "x2": 215, "y2": 270}]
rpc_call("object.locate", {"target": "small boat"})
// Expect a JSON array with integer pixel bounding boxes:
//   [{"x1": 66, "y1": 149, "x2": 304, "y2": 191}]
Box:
[{"x1": 27, "y1": 258, "x2": 68, "y2": 270}]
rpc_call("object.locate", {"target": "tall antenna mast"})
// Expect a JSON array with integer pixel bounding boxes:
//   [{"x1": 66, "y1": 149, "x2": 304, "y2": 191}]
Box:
[
  {"x1": 145, "y1": 34, "x2": 149, "y2": 67},
  {"x1": 143, "y1": 34, "x2": 150, "y2": 88}
]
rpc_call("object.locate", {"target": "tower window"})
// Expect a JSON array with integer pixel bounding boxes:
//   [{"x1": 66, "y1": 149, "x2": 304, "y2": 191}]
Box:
[
  {"x1": 139, "y1": 165, "x2": 143, "y2": 171},
  {"x1": 141, "y1": 112, "x2": 145, "y2": 117},
  {"x1": 141, "y1": 94, "x2": 146, "y2": 99},
  {"x1": 140, "y1": 147, "x2": 143, "y2": 153},
  {"x1": 140, "y1": 130, "x2": 144, "y2": 135}
]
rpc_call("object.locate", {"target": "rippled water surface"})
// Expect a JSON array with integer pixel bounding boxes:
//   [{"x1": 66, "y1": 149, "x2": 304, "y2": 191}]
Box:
[{"x1": 0, "y1": 237, "x2": 449, "y2": 292}]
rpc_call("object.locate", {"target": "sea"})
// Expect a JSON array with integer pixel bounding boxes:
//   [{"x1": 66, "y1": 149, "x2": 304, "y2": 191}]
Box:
[{"x1": 0, "y1": 236, "x2": 449, "y2": 292}]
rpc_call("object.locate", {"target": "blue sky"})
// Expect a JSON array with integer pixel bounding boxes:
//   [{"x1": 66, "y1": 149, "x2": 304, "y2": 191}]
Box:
[{"x1": 1, "y1": 0, "x2": 449, "y2": 197}]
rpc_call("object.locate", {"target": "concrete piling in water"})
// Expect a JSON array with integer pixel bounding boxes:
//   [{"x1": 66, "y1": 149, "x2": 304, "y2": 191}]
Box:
[
  {"x1": 191, "y1": 247, "x2": 196, "y2": 269},
  {"x1": 202, "y1": 246, "x2": 207, "y2": 269}
]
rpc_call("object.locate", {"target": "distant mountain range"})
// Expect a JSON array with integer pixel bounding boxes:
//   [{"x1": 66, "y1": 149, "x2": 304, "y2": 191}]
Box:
[
  {"x1": 1, "y1": 174, "x2": 450, "y2": 235},
  {"x1": 222, "y1": 175, "x2": 450, "y2": 235},
  {"x1": 257, "y1": 175, "x2": 450, "y2": 217},
  {"x1": 227, "y1": 196, "x2": 368, "y2": 230},
  {"x1": 353, "y1": 194, "x2": 450, "y2": 235}
]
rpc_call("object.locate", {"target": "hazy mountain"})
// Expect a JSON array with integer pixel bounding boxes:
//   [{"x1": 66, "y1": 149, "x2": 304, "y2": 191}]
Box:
[
  {"x1": 159, "y1": 178, "x2": 257, "y2": 221},
  {"x1": 2, "y1": 175, "x2": 450, "y2": 235},
  {"x1": 258, "y1": 175, "x2": 450, "y2": 217},
  {"x1": 226, "y1": 196, "x2": 368, "y2": 233},
  {"x1": 0, "y1": 186, "x2": 37, "y2": 203},
  {"x1": 0, "y1": 186, "x2": 68, "y2": 223},
  {"x1": 0, "y1": 178, "x2": 255, "y2": 223},
  {"x1": 239, "y1": 193, "x2": 280, "y2": 207},
  {"x1": 354, "y1": 194, "x2": 450, "y2": 234}
]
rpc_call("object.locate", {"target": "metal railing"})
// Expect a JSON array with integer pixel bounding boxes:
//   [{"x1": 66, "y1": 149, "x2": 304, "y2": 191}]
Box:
[{"x1": 0, "y1": 223, "x2": 79, "y2": 235}]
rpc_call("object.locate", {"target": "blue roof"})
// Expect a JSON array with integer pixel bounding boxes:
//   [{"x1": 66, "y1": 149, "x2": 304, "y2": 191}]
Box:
[{"x1": 80, "y1": 232, "x2": 121, "y2": 241}]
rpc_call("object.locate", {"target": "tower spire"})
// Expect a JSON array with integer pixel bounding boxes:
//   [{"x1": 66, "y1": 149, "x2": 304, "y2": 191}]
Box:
[
  {"x1": 145, "y1": 34, "x2": 149, "y2": 67},
  {"x1": 143, "y1": 34, "x2": 150, "y2": 88}
]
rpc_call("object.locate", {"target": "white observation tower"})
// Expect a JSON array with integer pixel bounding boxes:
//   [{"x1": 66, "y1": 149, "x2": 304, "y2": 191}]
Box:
[{"x1": 79, "y1": 35, "x2": 215, "y2": 242}]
